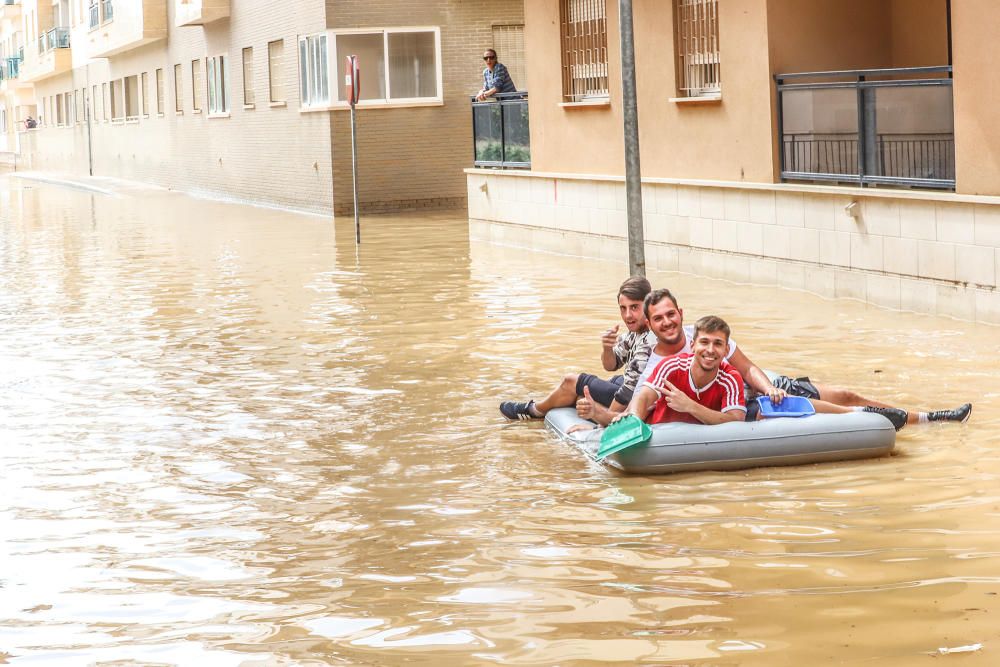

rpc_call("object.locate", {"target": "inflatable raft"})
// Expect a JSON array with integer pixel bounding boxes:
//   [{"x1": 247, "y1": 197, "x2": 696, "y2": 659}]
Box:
[{"x1": 545, "y1": 408, "x2": 896, "y2": 475}]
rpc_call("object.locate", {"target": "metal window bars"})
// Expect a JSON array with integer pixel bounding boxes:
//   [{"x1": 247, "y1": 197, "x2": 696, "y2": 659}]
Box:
[
  {"x1": 675, "y1": 0, "x2": 720, "y2": 97},
  {"x1": 559, "y1": 0, "x2": 608, "y2": 102}
]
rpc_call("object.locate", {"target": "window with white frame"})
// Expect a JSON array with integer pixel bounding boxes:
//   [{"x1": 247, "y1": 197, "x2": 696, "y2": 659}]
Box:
[
  {"x1": 242, "y1": 46, "x2": 254, "y2": 106},
  {"x1": 156, "y1": 68, "x2": 164, "y2": 114},
  {"x1": 207, "y1": 54, "x2": 229, "y2": 114},
  {"x1": 298, "y1": 33, "x2": 329, "y2": 107},
  {"x1": 191, "y1": 59, "x2": 203, "y2": 112},
  {"x1": 111, "y1": 78, "x2": 124, "y2": 120},
  {"x1": 674, "y1": 0, "x2": 720, "y2": 97},
  {"x1": 141, "y1": 72, "x2": 149, "y2": 116},
  {"x1": 268, "y1": 39, "x2": 285, "y2": 103},
  {"x1": 327, "y1": 28, "x2": 441, "y2": 105},
  {"x1": 124, "y1": 75, "x2": 139, "y2": 120},
  {"x1": 173, "y1": 63, "x2": 182, "y2": 112}
]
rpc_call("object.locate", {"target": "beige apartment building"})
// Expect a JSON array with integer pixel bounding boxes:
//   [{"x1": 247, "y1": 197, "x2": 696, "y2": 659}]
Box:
[
  {"x1": 467, "y1": 0, "x2": 1000, "y2": 325},
  {"x1": 0, "y1": 0, "x2": 35, "y2": 154},
  {"x1": 9, "y1": 0, "x2": 522, "y2": 213}
]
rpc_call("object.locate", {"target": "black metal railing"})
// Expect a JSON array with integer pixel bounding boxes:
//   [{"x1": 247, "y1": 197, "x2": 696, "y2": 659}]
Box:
[
  {"x1": 776, "y1": 66, "x2": 954, "y2": 190},
  {"x1": 471, "y1": 91, "x2": 530, "y2": 169}
]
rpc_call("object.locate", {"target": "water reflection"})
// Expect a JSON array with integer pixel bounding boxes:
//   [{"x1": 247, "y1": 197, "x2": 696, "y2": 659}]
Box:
[{"x1": 1, "y1": 174, "x2": 999, "y2": 665}]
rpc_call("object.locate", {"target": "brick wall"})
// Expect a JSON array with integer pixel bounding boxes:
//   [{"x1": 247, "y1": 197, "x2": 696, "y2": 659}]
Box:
[
  {"x1": 25, "y1": 0, "x2": 524, "y2": 214},
  {"x1": 326, "y1": 0, "x2": 524, "y2": 215}
]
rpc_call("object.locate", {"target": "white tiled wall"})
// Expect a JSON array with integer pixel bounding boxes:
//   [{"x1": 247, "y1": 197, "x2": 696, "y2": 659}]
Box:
[{"x1": 467, "y1": 171, "x2": 1000, "y2": 325}]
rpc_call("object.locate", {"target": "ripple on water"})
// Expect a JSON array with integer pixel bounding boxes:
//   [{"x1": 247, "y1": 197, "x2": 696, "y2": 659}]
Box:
[{"x1": 1, "y1": 178, "x2": 999, "y2": 664}]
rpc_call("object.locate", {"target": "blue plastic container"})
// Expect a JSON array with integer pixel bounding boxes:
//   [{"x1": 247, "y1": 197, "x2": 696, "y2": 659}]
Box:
[{"x1": 756, "y1": 395, "x2": 816, "y2": 418}]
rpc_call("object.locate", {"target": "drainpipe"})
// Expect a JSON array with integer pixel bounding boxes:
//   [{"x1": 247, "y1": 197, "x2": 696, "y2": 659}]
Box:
[{"x1": 619, "y1": 0, "x2": 646, "y2": 277}]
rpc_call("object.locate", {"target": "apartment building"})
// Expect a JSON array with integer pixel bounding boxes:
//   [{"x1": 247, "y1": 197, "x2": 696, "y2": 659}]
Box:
[
  {"x1": 12, "y1": 0, "x2": 523, "y2": 213},
  {"x1": 0, "y1": 0, "x2": 35, "y2": 153},
  {"x1": 467, "y1": 0, "x2": 1000, "y2": 325}
]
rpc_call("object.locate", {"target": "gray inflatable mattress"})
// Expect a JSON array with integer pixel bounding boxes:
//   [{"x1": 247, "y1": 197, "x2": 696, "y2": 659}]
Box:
[{"x1": 544, "y1": 407, "x2": 896, "y2": 475}]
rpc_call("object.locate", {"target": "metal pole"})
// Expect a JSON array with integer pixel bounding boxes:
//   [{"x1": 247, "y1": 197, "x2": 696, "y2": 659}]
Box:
[
  {"x1": 85, "y1": 70, "x2": 94, "y2": 176},
  {"x1": 619, "y1": 0, "x2": 645, "y2": 277},
  {"x1": 350, "y1": 101, "x2": 360, "y2": 244}
]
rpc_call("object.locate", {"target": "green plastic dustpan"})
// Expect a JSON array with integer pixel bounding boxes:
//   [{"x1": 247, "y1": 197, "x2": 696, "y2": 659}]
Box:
[{"x1": 597, "y1": 415, "x2": 652, "y2": 460}]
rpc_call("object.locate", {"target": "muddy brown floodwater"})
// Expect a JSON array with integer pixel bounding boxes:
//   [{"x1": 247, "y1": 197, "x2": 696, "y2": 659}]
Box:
[{"x1": 1, "y1": 174, "x2": 1000, "y2": 666}]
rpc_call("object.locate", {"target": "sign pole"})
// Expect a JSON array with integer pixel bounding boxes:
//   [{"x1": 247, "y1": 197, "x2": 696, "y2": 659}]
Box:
[
  {"x1": 346, "y1": 55, "x2": 361, "y2": 245},
  {"x1": 350, "y1": 100, "x2": 360, "y2": 244}
]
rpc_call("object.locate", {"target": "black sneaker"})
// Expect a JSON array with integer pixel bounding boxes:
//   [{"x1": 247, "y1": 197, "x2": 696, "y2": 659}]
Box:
[
  {"x1": 863, "y1": 406, "x2": 908, "y2": 431},
  {"x1": 927, "y1": 403, "x2": 972, "y2": 423},
  {"x1": 500, "y1": 400, "x2": 540, "y2": 421}
]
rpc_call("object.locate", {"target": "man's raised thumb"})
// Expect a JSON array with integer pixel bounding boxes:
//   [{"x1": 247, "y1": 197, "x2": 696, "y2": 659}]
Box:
[{"x1": 583, "y1": 385, "x2": 592, "y2": 400}]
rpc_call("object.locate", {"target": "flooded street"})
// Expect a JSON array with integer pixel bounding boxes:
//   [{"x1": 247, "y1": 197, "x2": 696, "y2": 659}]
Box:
[{"x1": 3, "y1": 174, "x2": 1000, "y2": 666}]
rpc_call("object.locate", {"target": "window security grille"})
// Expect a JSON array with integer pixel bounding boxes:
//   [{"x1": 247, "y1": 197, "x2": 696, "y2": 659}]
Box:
[
  {"x1": 558, "y1": 0, "x2": 608, "y2": 102},
  {"x1": 675, "y1": 0, "x2": 720, "y2": 97}
]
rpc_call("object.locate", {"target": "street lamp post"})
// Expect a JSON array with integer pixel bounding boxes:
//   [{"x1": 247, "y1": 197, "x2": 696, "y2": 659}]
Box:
[{"x1": 619, "y1": 0, "x2": 646, "y2": 277}]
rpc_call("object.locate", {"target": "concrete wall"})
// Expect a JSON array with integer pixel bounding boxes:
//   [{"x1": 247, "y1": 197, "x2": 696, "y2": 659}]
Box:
[
  {"x1": 467, "y1": 169, "x2": 1000, "y2": 325},
  {"x1": 952, "y1": 0, "x2": 1000, "y2": 196},
  {"x1": 326, "y1": 0, "x2": 524, "y2": 215}
]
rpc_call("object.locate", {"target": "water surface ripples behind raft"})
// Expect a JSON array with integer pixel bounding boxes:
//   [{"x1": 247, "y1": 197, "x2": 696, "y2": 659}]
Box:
[{"x1": 1, "y1": 175, "x2": 999, "y2": 665}]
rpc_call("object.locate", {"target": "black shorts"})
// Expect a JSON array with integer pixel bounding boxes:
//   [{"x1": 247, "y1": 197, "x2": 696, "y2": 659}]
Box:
[
  {"x1": 745, "y1": 376, "x2": 820, "y2": 421},
  {"x1": 771, "y1": 375, "x2": 821, "y2": 400},
  {"x1": 575, "y1": 374, "x2": 624, "y2": 408}
]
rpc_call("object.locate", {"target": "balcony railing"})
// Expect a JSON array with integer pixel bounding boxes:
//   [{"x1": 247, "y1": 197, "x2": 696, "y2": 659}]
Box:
[
  {"x1": 775, "y1": 66, "x2": 954, "y2": 190},
  {"x1": 0, "y1": 55, "x2": 21, "y2": 80},
  {"x1": 88, "y1": 3, "x2": 99, "y2": 29},
  {"x1": 38, "y1": 27, "x2": 71, "y2": 53},
  {"x1": 471, "y1": 91, "x2": 530, "y2": 169},
  {"x1": 101, "y1": 0, "x2": 113, "y2": 23}
]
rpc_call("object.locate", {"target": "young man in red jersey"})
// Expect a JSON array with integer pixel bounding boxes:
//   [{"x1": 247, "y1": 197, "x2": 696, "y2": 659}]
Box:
[{"x1": 621, "y1": 315, "x2": 746, "y2": 425}]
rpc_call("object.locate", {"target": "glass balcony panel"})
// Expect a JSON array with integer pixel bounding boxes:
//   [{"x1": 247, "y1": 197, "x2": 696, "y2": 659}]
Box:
[
  {"x1": 501, "y1": 98, "x2": 530, "y2": 165},
  {"x1": 869, "y1": 85, "x2": 954, "y2": 182},
  {"x1": 781, "y1": 87, "x2": 859, "y2": 177},
  {"x1": 473, "y1": 103, "x2": 503, "y2": 163}
]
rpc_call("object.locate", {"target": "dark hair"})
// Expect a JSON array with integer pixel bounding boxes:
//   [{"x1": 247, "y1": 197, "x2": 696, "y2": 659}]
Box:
[
  {"x1": 642, "y1": 288, "x2": 679, "y2": 318},
  {"x1": 693, "y1": 315, "x2": 731, "y2": 341},
  {"x1": 618, "y1": 276, "x2": 652, "y2": 303}
]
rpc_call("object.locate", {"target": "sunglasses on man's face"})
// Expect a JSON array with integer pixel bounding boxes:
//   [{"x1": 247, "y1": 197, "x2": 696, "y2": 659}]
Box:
[{"x1": 483, "y1": 55, "x2": 496, "y2": 61}]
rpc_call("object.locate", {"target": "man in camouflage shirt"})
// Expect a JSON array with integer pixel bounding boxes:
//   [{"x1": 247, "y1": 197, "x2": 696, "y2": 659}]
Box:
[{"x1": 499, "y1": 276, "x2": 655, "y2": 423}]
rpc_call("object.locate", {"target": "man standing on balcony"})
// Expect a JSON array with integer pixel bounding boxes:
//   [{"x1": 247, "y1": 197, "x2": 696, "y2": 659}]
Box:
[{"x1": 476, "y1": 49, "x2": 516, "y2": 101}]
